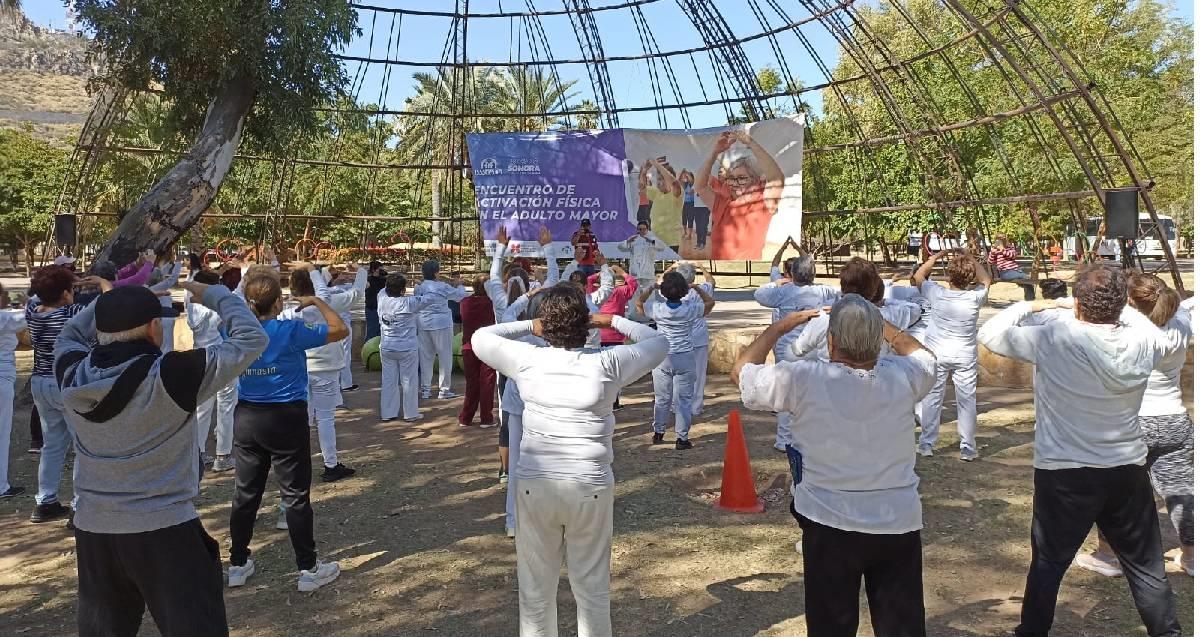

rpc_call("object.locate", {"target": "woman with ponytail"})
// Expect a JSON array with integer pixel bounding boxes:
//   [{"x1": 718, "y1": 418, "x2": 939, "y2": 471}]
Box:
[{"x1": 1076, "y1": 274, "x2": 1194, "y2": 577}]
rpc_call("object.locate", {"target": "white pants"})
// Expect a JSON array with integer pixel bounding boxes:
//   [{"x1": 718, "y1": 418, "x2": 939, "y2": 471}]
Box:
[
  {"x1": 196, "y1": 380, "x2": 238, "y2": 456},
  {"x1": 517, "y1": 478, "x2": 614, "y2": 637},
  {"x1": 160, "y1": 317, "x2": 175, "y2": 353},
  {"x1": 504, "y1": 412, "x2": 523, "y2": 531},
  {"x1": 0, "y1": 372, "x2": 14, "y2": 494},
  {"x1": 919, "y1": 358, "x2": 978, "y2": 451},
  {"x1": 418, "y1": 327, "x2": 454, "y2": 394},
  {"x1": 339, "y1": 336, "x2": 354, "y2": 390},
  {"x1": 652, "y1": 351, "x2": 694, "y2": 440},
  {"x1": 308, "y1": 369, "x2": 343, "y2": 469},
  {"x1": 380, "y1": 349, "x2": 420, "y2": 420},
  {"x1": 691, "y1": 345, "x2": 708, "y2": 416}
]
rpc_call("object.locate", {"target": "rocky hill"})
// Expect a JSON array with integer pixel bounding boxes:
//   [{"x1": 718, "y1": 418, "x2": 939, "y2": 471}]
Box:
[{"x1": 0, "y1": 10, "x2": 95, "y2": 143}]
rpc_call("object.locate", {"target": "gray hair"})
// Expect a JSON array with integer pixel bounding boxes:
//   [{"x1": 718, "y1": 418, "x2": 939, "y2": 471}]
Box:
[
  {"x1": 674, "y1": 261, "x2": 697, "y2": 285},
  {"x1": 790, "y1": 254, "x2": 816, "y2": 286},
  {"x1": 92, "y1": 260, "x2": 117, "y2": 281},
  {"x1": 421, "y1": 260, "x2": 440, "y2": 280},
  {"x1": 97, "y1": 324, "x2": 152, "y2": 345},
  {"x1": 828, "y1": 294, "x2": 882, "y2": 364},
  {"x1": 720, "y1": 150, "x2": 762, "y2": 180}
]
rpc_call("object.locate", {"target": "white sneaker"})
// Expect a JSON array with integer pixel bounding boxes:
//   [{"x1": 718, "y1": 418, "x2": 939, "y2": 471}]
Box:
[
  {"x1": 505, "y1": 527, "x2": 516, "y2": 539},
  {"x1": 298, "y1": 561, "x2": 341, "y2": 592},
  {"x1": 228, "y1": 559, "x2": 256, "y2": 587},
  {"x1": 1074, "y1": 552, "x2": 1122, "y2": 577},
  {"x1": 794, "y1": 539, "x2": 803, "y2": 554},
  {"x1": 276, "y1": 504, "x2": 288, "y2": 530},
  {"x1": 439, "y1": 390, "x2": 460, "y2": 399},
  {"x1": 402, "y1": 415, "x2": 424, "y2": 423},
  {"x1": 773, "y1": 443, "x2": 787, "y2": 453},
  {"x1": 420, "y1": 391, "x2": 431, "y2": 400},
  {"x1": 959, "y1": 447, "x2": 979, "y2": 462},
  {"x1": 917, "y1": 443, "x2": 934, "y2": 457}
]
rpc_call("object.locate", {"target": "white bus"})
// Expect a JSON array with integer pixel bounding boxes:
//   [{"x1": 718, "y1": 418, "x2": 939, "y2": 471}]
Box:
[{"x1": 1064, "y1": 213, "x2": 1177, "y2": 260}]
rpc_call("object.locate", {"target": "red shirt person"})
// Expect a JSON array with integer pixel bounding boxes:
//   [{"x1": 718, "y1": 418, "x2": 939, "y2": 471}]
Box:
[
  {"x1": 570, "y1": 220, "x2": 600, "y2": 275},
  {"x1": 696, "y1": 129, "x2": 785, "y2": 260},
  {"x1": 458, "y1": 277, "x2": 497, "y2": 427}
]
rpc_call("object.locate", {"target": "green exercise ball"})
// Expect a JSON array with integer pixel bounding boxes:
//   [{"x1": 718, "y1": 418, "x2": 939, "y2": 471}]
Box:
[{"x1": 361, "y1": 336, "x2": 382, "y2": 372}]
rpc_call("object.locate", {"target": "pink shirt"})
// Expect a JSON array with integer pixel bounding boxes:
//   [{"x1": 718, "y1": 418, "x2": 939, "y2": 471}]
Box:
[{"x1": 588, "y1": 275, "x2": 640, "y2": 344}]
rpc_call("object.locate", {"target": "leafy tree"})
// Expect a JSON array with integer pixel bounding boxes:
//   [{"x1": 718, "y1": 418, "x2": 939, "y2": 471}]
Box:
[
  {"x1": 74, "y1": 0, "x2": 359, "y2": 267},
  {"x1": 0, "y1": 126, "x2": 70, "y2": 274}
]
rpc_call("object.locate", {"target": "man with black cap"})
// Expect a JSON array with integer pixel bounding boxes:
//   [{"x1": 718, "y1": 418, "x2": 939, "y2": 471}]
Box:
[
  {"x1": 53, "y1": 279, "x2": 268, "y2": 636},
  {"x1": 570, "y1": 219, "x2": 600, "y2": 277}
]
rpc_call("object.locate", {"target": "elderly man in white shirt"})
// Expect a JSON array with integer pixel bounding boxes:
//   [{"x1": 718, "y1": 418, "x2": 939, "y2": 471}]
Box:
[
  {"x1": 186, "y1": 269, "x2": 241, "y2": 472},
  {"x1": 617, "y1": 221, "x2": 667, "y2": 291},
  {"x1": 735, "y1": 294, "x2": 936, "y2": 637},
  {"x1": 979, "y1": 264, "x2": 1182, "y2": 637},
  {"x1": 473, "y1": 283, "x2": 668, "y2": 637},
  {"x1": 753, "y1": 253, "x2": 839, "y2": 452},
  {"x1": 415, "y1": 260, "x2": 470, "y2": 399},
  {"x1": 377, "y1": 273, "x2": 440, "y2": 423}
]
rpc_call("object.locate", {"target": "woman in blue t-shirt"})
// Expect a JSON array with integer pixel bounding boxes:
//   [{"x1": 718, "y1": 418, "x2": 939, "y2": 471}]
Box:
[{"x1": 227, "y1": 269, "x2": 349, "y2": 593}]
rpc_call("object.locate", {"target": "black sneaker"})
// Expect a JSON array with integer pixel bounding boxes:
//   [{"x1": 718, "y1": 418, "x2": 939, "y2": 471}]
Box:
[
  {"x1": 0, "y1": 486, "x2": 25, "y2": 498},
  {"x1": 321, "y1": 464, "x2": 357, "y2": 483},
  {"x1": 30, "y1": 501, "x2": 70, "y2": 524},
  {"x1": 652, "y1": 432, "x2": 665, "y2": 445},
  {"x1": 612, "y1": 403, "x2": 625, "y2": 412},
  {"x1": 675, "y1": 439, "x2": 693, "y2": 450},
  {"x1": 66, "y1": 512, "x2": 76, "y2": 531},
  {"x1": 342, "y1": 385, "x2": 359, "y2": 392}
]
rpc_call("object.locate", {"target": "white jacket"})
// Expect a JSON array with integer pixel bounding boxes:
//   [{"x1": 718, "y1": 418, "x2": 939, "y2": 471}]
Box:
[{"x1": 617, "y1": 233, "x2": 666, "y2": 281}]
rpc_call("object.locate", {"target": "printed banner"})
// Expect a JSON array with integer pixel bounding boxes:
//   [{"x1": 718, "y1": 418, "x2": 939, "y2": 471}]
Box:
[{"x1": 467, "y1": 116, "x2": 805, "y2": 261}]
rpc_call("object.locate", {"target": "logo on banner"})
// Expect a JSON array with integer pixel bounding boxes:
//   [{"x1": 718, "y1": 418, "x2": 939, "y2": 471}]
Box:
[
  {"x1": 476, "y1": 158, "x2": 502, "y2": 176},
  {"x1": 507, "y1": 158, "x2": 541, "y2": 175}
]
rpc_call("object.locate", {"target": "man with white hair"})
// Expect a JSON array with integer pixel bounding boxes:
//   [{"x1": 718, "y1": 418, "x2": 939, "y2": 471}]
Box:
[
  {"x1": 734, "y1": 294, "x2": 936, "y2": 636},
  {"x1": 979, "y1": 264, "x2": 1182, "y2": 637},
  {"x1": 53, "y1": 281, "x2": 268, "y2": 636},
  {"x1": 415, "y1": 260, "x2": 469, "y2": 399}
]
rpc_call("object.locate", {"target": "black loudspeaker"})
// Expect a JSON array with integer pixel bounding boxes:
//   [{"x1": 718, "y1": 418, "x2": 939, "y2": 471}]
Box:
[
  {"x1": 53, "y1": 213, "x2": 77, "y2": 247},
  {"x1": 1103, "y1": 189, "x2": 1138, "y2": 239}
]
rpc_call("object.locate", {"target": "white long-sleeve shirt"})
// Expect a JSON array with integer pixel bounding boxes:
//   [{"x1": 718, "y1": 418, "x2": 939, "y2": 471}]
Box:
[
  {"x1": 979, "y1": 302, "x2": 1171, "y2": 469},
  {"x1": 684, "y1": 281, "x2": 714, "y2": 350},
  {"x1": 739, "y1": 350, "x2": 937, "y2": 533},
  {"x1": 920, "y1": 281, "x2": 988, "y2": 361},
  {"x1": 377, "y1": 291, "x2": 439, "y2": 352},
  {"x1": 883, "y1": 282, "x2": 929, "y2": 337},
  {"x1": 472, "y1": 317, "x2": 668, "y2": 485},
  {"x1": 1140, "y1": 305, "x2": 1192, "y2": 417},
  {"x1": 618, "y1": 233, "x2": 666, "y2": 281},
  {"x1": 788, "y1": 300, "x2": 923, "y2": 362},
  {"x1": 647, "y1": 292, "x2": 705, "y2": 353},
  {"x1": 413, "y1": 279, "x2": 469, "y2": 331}
]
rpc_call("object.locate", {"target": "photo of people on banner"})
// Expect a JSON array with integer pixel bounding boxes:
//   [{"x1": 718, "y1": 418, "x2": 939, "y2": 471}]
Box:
[{"x1": 466, "y1": 115, "x2": 804, "y2": 261}]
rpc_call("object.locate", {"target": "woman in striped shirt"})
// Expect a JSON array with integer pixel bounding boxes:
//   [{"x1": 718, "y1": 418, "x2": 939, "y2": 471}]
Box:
[{"x1": 26, "y1": 265, "x2": 111, "y2": 524}]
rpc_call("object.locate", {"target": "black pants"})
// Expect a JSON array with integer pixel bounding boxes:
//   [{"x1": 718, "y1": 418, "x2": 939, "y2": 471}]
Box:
[
  {"x1": 637, "y1": 203, "x2": 652, "y2": 226},
  {"x1": 795, "y1": 510, "x2": 926, "y2": 637},
  {"x1": 76, "y1": 518, "x2": 227, "y2": 637},
  {"x1": 1016, "y1": 466, "x2": 1181, "y2": 637},
  {"x1": 229, "y1": 400, "x2": 317, "y2": 572}
]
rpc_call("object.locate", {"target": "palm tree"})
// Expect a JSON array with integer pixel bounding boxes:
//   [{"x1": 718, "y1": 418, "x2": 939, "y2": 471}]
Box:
[{"x1": 496, "y1": 67, "x2": 580, "y2": 132}]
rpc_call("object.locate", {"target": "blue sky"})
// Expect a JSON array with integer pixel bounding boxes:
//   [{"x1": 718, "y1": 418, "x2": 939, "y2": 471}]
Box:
[{"x1": 23, "y1": 0, "x2": 1195, "y2": 129}]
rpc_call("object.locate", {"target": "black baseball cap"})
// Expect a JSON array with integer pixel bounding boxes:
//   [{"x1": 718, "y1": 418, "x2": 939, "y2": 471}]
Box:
[
  {"x1": 581, "y1": 219, "x2": 591, "y2": 226},
  {"x1": 95, "y1": 286, "x2": 169, "y2": 333}
]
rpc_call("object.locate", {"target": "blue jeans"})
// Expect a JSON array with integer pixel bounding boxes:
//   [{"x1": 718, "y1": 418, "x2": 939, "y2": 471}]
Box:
[
  {"x1": 31, "y1": 374, "x2": 74, "y2": 505},
  {"x1": 786, "y1": 445, "x2": 804, "y2": 487},
  {"x1": 652, "y1": 351, "x2": 695, "y2": 439},
  {"x1": 999, "y1": 269, "x2": 1025, "y2": 282}
]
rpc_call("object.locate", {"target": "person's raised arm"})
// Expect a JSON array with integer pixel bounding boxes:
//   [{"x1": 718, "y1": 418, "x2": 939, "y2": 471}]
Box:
[
  {"x1": 970, "y1": 252, "x2": 993, "y2": 287},
  {"x1": 295, "y1": 296, "x2": 349, "y2": 343},
  {"x1": 912, "y1": 250, "x2": 944, "y2": 287},
  {"x1": 52, "y1": 279, "x2": 108, "y2": 382},
  {"x1": 490, "y1": 227, "x2": 509, "y2": 281},
  {"x1": 696, "y1": 134, "x2": 733, "y2": 207},
  {"x1": 978, "y1": 300, "x2": 1045, "y2": 364},
  {"x1": 114, "y1": 258, "x2": 155, "y2": 288},
  {"x1": 634, "y1": 283, "x2": 655, "y2": 317},
  {"x1": 471, "y1": 320, "x2": 539, "y2": 379},
  {"x1": 150, "y1": 260, "x2": 184, "y2": 293},
  {"x1": 591, "y1": 257, "x2": 615, "y2": 306},
  {"x1": 789, "y1": 310, "x2": 830, "y2": 360},
  {"x1": 731, "y1": 310, "x2": 820, "y2": 384},
  {"x1": 692, "y1": 283, "x2": 716, "y2": 316},
  {"x1": 883, "y1": 320, "x2": 929, "y2": 357},
  {"x1": 771, "y1": 240, "x2": 789, "y2": 269},
  {"x1": 595, "y1": 314, "x2": 669, "y2": 385}
]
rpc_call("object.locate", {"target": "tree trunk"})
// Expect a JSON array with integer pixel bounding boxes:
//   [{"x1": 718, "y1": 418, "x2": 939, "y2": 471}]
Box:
[
  {"x1": 22, "y1": 241, "x2": 34, "y2": 277},
  {"x1": 876, "y1": 237, "x2": 895, "y2": 267},
  {"x1": 91, "y1": 71, "x2": 256, "y2": 270}
]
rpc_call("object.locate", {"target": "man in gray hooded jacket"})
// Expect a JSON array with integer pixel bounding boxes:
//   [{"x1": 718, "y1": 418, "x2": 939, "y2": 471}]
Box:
[{"x1": 54, "y1": 280, "x2": 267, "y2": 637}]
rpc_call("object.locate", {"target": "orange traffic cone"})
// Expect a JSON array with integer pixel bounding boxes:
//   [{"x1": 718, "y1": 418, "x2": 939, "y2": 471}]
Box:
[{"x1": 715, "y1": 410, "x2": 765, "y2": 513}]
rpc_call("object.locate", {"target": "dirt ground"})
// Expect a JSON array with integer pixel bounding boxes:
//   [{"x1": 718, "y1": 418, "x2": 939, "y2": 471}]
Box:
[{"x1": 0, "y1": 349, "x2": 1193, "y2": 637}]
